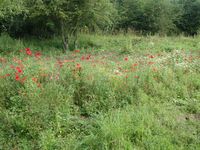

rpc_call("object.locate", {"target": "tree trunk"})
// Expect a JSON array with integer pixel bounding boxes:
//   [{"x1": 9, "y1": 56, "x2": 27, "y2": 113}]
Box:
[
  {"x1": 73, "y1": 33, "x2": 78, "y2": 50},
  {"x1": 62, "y1": 34, "x2": 68, "y2": 53},
  {"x1": 61, "y1": 20, "x2": 68, "y2": 53}
]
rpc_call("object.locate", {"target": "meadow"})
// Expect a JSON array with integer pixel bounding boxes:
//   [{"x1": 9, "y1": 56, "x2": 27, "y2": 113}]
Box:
[{"x1": 0, "y1": 34, "x2": 200, "y2": 150}]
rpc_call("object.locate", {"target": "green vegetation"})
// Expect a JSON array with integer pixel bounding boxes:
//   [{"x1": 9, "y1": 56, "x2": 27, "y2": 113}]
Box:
[
  {"x1": 1, "y1": 0, "x2": 200, "y2": 45},
  {"x1": 1, "y1": 0, "x2": 200, "y2": 149},
  {"x1": 0, "y1": 34, "x2": 200, "y2": 149}
]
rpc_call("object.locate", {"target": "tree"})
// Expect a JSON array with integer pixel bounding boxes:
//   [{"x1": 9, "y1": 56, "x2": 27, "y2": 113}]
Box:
[
  {"x1": 176, "y1": 0, "x2": 200, "y2": 35},
  {"x1": 115, "y1": 0, "x2": 178, "y2": 35},
  {"x1": 0, "y1": 0, "x2": 28, "y2": 36},
  {"x1": 27, "y1": 0, "x2": 117, "y2": 51}
]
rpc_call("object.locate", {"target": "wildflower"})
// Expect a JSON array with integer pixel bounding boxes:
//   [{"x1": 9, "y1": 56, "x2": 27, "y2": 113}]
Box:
[
  {"x1": 26, "y1": 48, "x2": 32, "y2": 56},
  {"x1": 133, "y1": 63, "x2": 138, "y2": 67},
  {"x1": 10, "y1": 65, "x2": 15, "y2": 69},
  {"x1": 81, "y1": 56, "x2": 85, "y2": 60},
  {"x1": 148, "y1": 62, "x2": 155, "y2": 65},
  {"x1": 124, "y1": 69, "x2": 129, "y2": 73},
  {"x1": 76, "y1": 63, "x2": 81, "y2": 70},
  {"x1": 32, "y1": 77, "x2": 38, "y2": 82},
  {"x1": 16, "y1": 67, "x2": 23, "y2": 74},
  {"x1": 35, "y1": 52, "x2": 42, "y2": 58},
  {"x1": 134, "y1": 76, "x2": 139, "y2": 79},
  {"x1": 149, "y1": 55, "x2": 155, "y2": 59},
  {"x1": 74, "y1": 49, "x2": 80, "y2": 53},
  {"x1": 124, "y1": 57, "x2": 128, "y2": 61},
  {"x1": 6, "y1": 74, "x2": 11, "y2": 77},
  {"x1": 57, "y1": 61, "x2": 63, "y2": 68},
  {"x1": 15, "y1": 73, "x2": 20, "y2": 81},
  {"x1": 86, "y1": 55, "x2": 91, "y2": 60}
]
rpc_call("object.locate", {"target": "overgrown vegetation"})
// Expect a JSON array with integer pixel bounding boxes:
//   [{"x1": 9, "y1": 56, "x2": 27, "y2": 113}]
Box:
[
  {"x1": 0, "y1": 34, "x2": 200, "y2": 149},
  {"x1": 0, "y1": 0, "x2": 200, "y2": 149}
]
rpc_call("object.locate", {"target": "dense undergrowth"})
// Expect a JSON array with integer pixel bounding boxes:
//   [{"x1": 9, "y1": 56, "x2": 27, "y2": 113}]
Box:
[{"x1": 0, "y1": 34, "x2": 200, "y2": 149}]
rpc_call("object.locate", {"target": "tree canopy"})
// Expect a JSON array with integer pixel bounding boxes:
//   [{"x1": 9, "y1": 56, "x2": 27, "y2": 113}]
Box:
[{"x1": 1, "y1": 0, "x2": 200, "y2": 49}]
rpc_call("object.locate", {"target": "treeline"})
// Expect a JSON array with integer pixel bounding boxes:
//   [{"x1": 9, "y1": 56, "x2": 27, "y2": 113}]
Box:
[{"x1": 0, "y1": 0, "x2": 200, "y2": 39}]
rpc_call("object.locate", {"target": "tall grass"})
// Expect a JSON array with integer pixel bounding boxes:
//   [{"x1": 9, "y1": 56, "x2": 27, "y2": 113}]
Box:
[{"x1": 0, "y1": 34, "x2": 200, "y2": 149}]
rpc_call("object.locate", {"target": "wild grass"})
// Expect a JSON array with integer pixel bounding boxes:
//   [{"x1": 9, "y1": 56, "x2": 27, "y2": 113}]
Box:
[{"x1": 0, "y1": 34, "x2": 200, "y2": 149}]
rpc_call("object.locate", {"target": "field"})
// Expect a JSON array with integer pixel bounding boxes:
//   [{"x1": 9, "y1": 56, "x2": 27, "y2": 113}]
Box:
[{"x1": 0, "y1": 34, "x2": 200, "y2": 150}]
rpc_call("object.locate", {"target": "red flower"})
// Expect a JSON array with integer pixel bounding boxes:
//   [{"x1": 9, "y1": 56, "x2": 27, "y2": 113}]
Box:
[
  {"x1": 35, "y1": 52, "x2": 42, "y2": 58},
  {"x1": 26, "y1": 48, "x2": 31, "y2": 51},
  {"x1": 124, "y1": 57, "x2": 128, "y2": 61},
  {"x1": 134, "y1": 76, "x2": 139, "y2": 79},
  {"x1": 81, "y1": 56, "x2": 85, "y2": 60},
  {"x1": 86, "y1": 55, "x2": 91, "y2": 60},
  {"x1": 15, "y1": 73, "x2": 20, "y2": 81},
  {"x1": 133, "y1": 63, "x2": 138, "y2": 67},
  {"x1": 6, "y1": 74, "x2": 11, "y2": 77},
  {"x1": 57, "y1": 61, "x2": 63, "y2": 68},
  {"x1": 76, "y1": 63, "x2": 81, "y2": 70},
  {"x1": 10, "y1": 65, "x2": 15, "y2": 69},
  {"x1": 149, "y1": 55, "x2": 155, "y2": 59},
  {"x1": 32, "y1": 77, "x2": 38, "y2": 82},
  {"x1": 148, "y1": 62, "x2": 155, "y2": 65},
  {"x1": 74, "y1": 49, "x2": 80, "y2": 53},
  {"x1": 26, "y1": 48, "x2": 32, "y2": 56},
  {"x1": 16, "y1": 67, "x2": 23, "y2": 74}
]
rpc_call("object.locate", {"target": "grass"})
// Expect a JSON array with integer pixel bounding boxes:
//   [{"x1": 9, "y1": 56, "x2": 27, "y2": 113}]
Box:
[{"x1": 0, "y1": 33, "x2": 200, "y2": 149}]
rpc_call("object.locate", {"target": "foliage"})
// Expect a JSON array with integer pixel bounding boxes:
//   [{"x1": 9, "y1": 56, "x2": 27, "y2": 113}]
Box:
[
  {"x1": 0, "y1": 35, "x2": 200, "y2": 149},
  {"x1": 175, "y1": 0, "x2": 200, "y2": 35},
  {"x1": 1, "y1": 0, "x2": 200, "y2": 39}
]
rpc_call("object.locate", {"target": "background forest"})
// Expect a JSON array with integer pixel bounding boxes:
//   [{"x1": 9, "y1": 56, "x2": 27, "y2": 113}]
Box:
[{"x1": 1, "y1": 0, "x2": 200, "y2": 38}]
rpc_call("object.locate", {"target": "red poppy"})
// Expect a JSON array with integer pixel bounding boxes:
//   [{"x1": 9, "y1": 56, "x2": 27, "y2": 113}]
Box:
[
  {"x1": 15, "y1": 73, "x2": 20, "y2": 81},
  {"x1": 10, "y1": 65, "x2": 15, "y2": 69},
  {"x1": 132, "y1": 63, "x2": 138, "y2": 67},
  {"x1": 81, "y1": 56, "x2": 85, "y2": 60},
  {"x1": 149, "y1": 55, "x2": 155, "y2": 59},
  {"x1": 6, "y1": 74, "x2": 11, "y2": 77},
  {"x1": 74, "y1": 49, "x2": 80, "y2": 53},
  {"x1": 26, "y1": 48, "x2": 32, "y2": 56},
  {"x1": 57, "y1": 61, "x2": 63, "y2": 68},
  {"x1": 76, "y1": 63, "x2": 81, "y2": 70},
  {"x1": 35, "y1": 52, "x2": 42, "y2": 58},
  {"x1": 86, "y1": 55, "x2": 91, "y2": 60},
  {"x1": 16, "y1": 67, "x2": 23, "y2": 74},
  {"x1": 124, "y1": 57, "x2": 128, "y2": 61},
  {"x1": 26, "y1": 48, "x2": 30, "y2": 51},
  {"x1": 148, "y1": 62, "x2": 155, "y2": 65},
  {"x1": 134, "y1": 76, "x2": 139, "y2": 79},
  {"x1": 32, "y1": 77, "x2": 38, "y2": 82}
]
